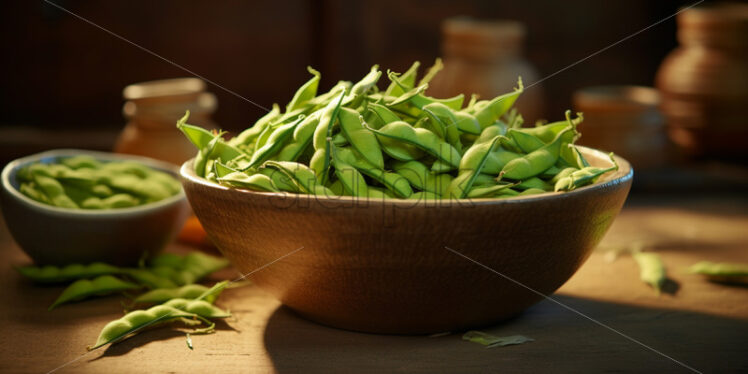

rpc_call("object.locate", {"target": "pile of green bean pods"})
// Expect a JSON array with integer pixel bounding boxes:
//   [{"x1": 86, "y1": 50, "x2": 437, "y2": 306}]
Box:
[
  {"x1": 179, "y1": 60, "x2": 618, "y2": 199},
  {"x1": 15, "y1": 155, "x2": 181, "y2": 209},
  {"x1": 16, "y1": 252, "x2": 233, "y2": 350}
]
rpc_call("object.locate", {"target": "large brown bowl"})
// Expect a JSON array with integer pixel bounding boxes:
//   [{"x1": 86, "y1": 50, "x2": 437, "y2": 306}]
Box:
[{"x1": 181, "y1": 147, "x2": 632, "y2": 334}]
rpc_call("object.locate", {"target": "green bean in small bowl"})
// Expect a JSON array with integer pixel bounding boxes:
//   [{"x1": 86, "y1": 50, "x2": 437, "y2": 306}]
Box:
[
  {"x1": 179, "y1": 61, "x2": 633, "y2": 334},
  {"x1": 1, "y1": 149, "x2": 190, "y2": 265}
]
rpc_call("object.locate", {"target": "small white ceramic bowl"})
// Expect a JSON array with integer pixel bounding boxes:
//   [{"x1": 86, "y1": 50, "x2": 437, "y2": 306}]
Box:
[{"x1": 1, "y1": 149, "x2": 190, "y2": 265}]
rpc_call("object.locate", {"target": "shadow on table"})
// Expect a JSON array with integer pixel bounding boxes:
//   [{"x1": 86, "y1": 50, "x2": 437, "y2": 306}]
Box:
[{"x1": 262, "y1": 295, "x2": 748, "y2": 374}]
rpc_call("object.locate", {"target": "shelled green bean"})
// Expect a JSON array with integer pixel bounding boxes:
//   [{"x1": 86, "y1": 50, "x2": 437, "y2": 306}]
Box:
[{"x1": 15, "y1": 155, "x2": 181, "y2": 209}]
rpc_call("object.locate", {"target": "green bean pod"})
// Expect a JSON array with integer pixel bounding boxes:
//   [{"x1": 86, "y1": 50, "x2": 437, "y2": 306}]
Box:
[
  {"x1": 330, "y1": 143, "x2": 368, "y2": 197},
  {"x1": 134, "y1": 284, "x2": 220, "y2": 305},
  {"x1": 365, "y1": 121, "x2": 462, "y2": 170},
  {"x1": 259, "y1": 168, "x2": 299, "y2": 192},
  {"x1": 367, "y1": 102, "x2": 401, "y2": 125},
  {"x1": 446, "y1": 136, "x2": 500, "y2": 199},
  {"x1": 421, "y1": 103, "x2": 464, "y2": 152},
  {"x1": 466, "y1": 183, "x2": 517, "y2": 198},
  {"x1": 365, "y1": 186, "x2": 394, "y2": 200},
  {"x1": 18, "y1": 182, "x2": 50, "y2": 204},
  {"x1": 88, "y1": 305, "x2": 210, "y2": 350},
  {"x1": 391, "y1": 160, "x2": 452, "y2": 196},
  {"x1": 385, "y1": 61, "x2": 420, "y2": 97},
  {"x1": 513, "y1": 113, "x2": 582, "y2": 143},
  {"x1": 124, "y1": 269, "x2": 178, "y2": 290},
  {"x1": 286, "y1": 66, "x2": 321, "y2": 112},
  {"x1": 16, "y1": 263, "x2": 121, "y2": 284},
  {"x1": 473, "y1": 78, "x2": 524, "y2": 129},
  {"x1": 60, "y1": 155, "x2": 102, "y2": 170},
  {"x1": 307, "y1": 80, "x2": 352, "y2": 108},
  {"x1": 49, "y1": 275, "x2": 140, "y2": 310},
  {"x1": 101, "y1": 174, "x2": 171, "y2": 202},
  {"x1": 501, "y1": 126, "x2": 573, "y2": 180},
  {"x1": 310, "y1": 90, "x2": 346, "y2": 183},
  {"x1": 218, "y1": 171, "x2": 278, "y2": 192},
  {"x1": 344, "y1": 65, "x2": 382, "y2": 107},
  {"x1": 515, "y1": 177, "x2": 551, "y2": 191},
  {"x1": 553, "y1": 153, "x2": 618, "y2": 192},
  {"x1": 276, "y1": 111, "x2": 321, "y2": 161},
  {"x1": 181, "y1": 252, "x2": 231, "y2": 281},
  {"x1": 418, "y1": 58, "x2": 444, "y2": 87},
  {"x1": 162, "y1": 298, "x2": 231, "y2": 318},
  {"x1": 177, "y1": 112, "x2": 244, "y2": 164},
  {"x1": 688, "y1": 261, "x2": 748, "y2": 284},
  {"x1": 632, "y1": 252, "x2": 666, "y2": 294},
  {"x1": 34, "y1": 174, "x2": 78, "y2": 209},
  {"x1": 229, "y1": 104, "x2": 281, "y2": 148},
  {"x1": 336, "y1": 147, "x2": 413, "y2": 198},
  {"x1": 409, "y1": 191, "x2": 441, "y2": 200},
  {"x1": 245, "y1": 115, "x2": 305, "y2": 169},
  {"x1": 338, "y1": 108, "x2": 384, "y2": 169},
  {"x1": 506, "y1": 128, "x2": 545, "y2": 153},
  {"x1": 263, "y1": 161, "x2": 333, "y2": 195}
]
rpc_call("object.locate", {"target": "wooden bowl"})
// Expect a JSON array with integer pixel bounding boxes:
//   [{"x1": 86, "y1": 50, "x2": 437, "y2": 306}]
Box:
[
  {"x1": 181, "y1": 147, "x2": 633, "y2": 334},
  {"x1": 1, "y1": 149, "x2": 190, "y2": 266}
]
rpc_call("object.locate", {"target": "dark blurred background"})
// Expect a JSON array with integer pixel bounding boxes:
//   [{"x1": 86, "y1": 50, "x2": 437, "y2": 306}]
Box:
[
  {"x1": 1, "y1": 1, "x2": 687, "y2": 129},
  {"x1": 1, "y1": 0, "x2": 746, "y2": 194}
]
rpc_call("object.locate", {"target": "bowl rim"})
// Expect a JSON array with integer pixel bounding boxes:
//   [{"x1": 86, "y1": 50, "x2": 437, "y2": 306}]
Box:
[
  {"x1": 1, "y1": 149, "x2": 186, "y2": 217},
  {"x1": 180, "y1": 145, "x2": 633, "y2": 206}
]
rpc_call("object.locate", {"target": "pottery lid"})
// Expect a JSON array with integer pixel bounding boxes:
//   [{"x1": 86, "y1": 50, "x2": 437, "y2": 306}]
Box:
[
  {"x1": 678, "y1": 3, "x2": 748, "y2": 48},
  {"x1": 123, "y1": 78, "x2": 206, "y2": 100},
  {"x1": 442, "y1": 17, "x2": 526, "y2": 61}
]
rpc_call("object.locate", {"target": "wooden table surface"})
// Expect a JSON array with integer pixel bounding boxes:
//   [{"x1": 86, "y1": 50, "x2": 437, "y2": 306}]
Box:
[{"x1": 0, "y1": 197, "x2": 746, "y2": 374}]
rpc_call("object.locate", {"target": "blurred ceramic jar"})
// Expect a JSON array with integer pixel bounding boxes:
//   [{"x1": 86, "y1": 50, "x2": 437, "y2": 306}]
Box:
[
  {"x1": 656, "y1": 3, "x2": 748, "y2": 158},
  {"x1": 428, "y1": 17, "x2": 544, "y2": 124},
  {"x1": 573, "y1": 86, "x2": 667, "y2": 170},
  {"x1": 115, "y1": 78, "x2": 218, "y2": 165}
]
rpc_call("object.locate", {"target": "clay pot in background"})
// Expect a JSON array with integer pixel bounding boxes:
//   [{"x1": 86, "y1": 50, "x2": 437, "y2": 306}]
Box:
[
  {"x1": 573, "y1": 86, "x2": 668, "y2": 169},
  {"x1": 428, "y1": 17, "x2": 544, "y2": 124},
  {"x1": 655, "y1": 3, "x2": 748, "y2": 158},
  {"x1": 115, "y1": 78, "x2": 218, "y2": 165}
]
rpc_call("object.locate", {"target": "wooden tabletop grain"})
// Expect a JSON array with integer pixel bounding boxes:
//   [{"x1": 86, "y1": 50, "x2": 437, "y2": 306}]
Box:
[{"x1": 0, "y1": 197, "x2": 746, "y2": 374}]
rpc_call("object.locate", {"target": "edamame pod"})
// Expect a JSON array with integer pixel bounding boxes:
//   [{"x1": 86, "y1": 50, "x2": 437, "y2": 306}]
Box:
[
  {"x1": 392, "y1": 160, "x2": 452, "y2": 196},
  {"x1": 275, "y1": 111, "x2": 321, "y2": 162},
  {"x1": 286, "y1": 66, "x2": 321, "y2": 112},
  {"x1": 446, "y1": 136, "x2": 500, "y2": 199},
  {"x1": 245, "y1": 115, "x2": 305, "y2": 169},
  {"x1": 336, "y1": 147, "x2": 412, "y2": 198},
  {"x1": 134, "y1": 284, "x2": 221, "y2": 305},
  {"x1": 473, "y1": 78, "x2": 524, "y2": 129},
  {"x1": 330, "y1": 143, "x2": 368, "y2": 197},
  {"x1": 338, "y1": 108, "x2": 384, "y2": 169},
  {"x1": 229, "y1": 104, "x2": 281, "y2": 148},
  {"x1": 632, "y1": 252, "x2": 666, "y2": 294},
  {"x1": 365, "y1": 121, "x2": 461, "y2": 170},
  {"x1": 16, "y1": 263, "x2": 121, "y2": 284},
  {"x1": 385, "y1": 61, "x2": 420, "y2": 97},
  {"x1": 49, "y1": 275, "x2": 139, "y2": 310},
  {"x1": 501, "y1": 127, "x2": 573, "y2": 180},
  {"x1": 554, "y1": 153, "x2": 618, "y2": 192},
  {"x1": 88, "y1": 305, "x2": 210, "y2": 350},
  {"x1": 264, "y1": 161, "x2": 333, "y2": 195},
  {"x1": 310, "y1": 90, "x2": 346, "y2": 183}
]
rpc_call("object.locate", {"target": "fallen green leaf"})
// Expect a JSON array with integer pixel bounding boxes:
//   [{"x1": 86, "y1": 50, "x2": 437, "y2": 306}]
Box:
[{"x1": 462, "y1": 331, "x2": 534, "y2": 348}]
